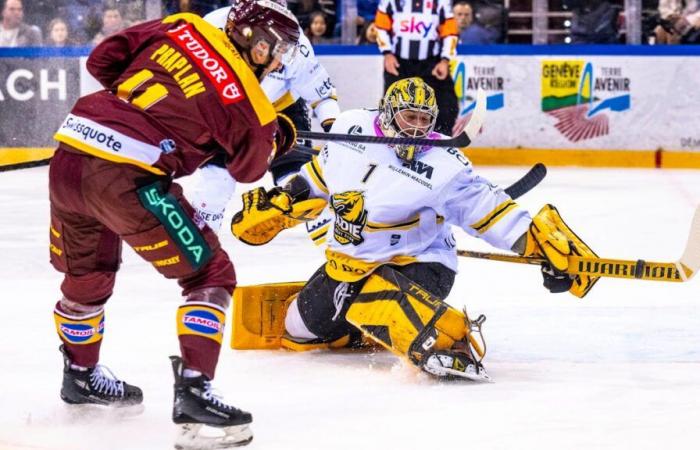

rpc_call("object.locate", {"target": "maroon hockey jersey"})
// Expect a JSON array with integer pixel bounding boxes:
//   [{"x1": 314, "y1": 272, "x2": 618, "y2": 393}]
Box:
[{"x1": 54, "y1": 13, "x2": 278, "y2": 182}]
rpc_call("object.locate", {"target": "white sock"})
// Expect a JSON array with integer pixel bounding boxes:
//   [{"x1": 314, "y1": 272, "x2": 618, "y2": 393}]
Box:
[
  {"x1": 70, "y1": 363, "x2": 89, "y2": 372},
  {"x1": 183, "y1": 368, "x2": 202, "y2": 378}
]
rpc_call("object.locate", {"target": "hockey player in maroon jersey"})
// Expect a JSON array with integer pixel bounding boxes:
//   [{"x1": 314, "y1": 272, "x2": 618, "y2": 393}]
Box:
[{"x1": 48, "y1": 1, "x2": 300, "y2": 447}]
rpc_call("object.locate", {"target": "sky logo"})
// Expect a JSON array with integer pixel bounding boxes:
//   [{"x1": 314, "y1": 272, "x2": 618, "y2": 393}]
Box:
[
  {"x1": 399, "y1": 18, "x2": 433, "y2": 38},
  {"x1": 183, "y1": 309, "x2": 223, "y2": 335}
]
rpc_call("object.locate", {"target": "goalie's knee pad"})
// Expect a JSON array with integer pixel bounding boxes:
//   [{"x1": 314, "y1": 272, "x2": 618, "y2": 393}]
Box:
[{"x1": 344, "y1": 266, "x2": 474, "y2": 368}]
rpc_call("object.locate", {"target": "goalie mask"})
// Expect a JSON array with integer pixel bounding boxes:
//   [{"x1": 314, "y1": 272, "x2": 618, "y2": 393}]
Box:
[
  {"x1": 379, "y1": 77, "x2": 438, "y2": 162},
  {"x1": 225, "y1": 0, "x2": 300, "y2": 80}
]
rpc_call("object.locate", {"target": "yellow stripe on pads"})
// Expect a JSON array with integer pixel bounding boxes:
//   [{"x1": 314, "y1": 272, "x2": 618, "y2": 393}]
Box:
[{"x1": 0, "y1": 147, "x2": 54, "y2": 167}]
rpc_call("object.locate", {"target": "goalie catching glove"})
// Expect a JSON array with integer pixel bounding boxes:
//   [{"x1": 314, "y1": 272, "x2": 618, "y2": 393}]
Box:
[
  {"x1": 521, "y1": 204, "x2": 600, "y2": 298},
  {"x1": 231, "y1": 186, "x2": 326, "y2": 246}
]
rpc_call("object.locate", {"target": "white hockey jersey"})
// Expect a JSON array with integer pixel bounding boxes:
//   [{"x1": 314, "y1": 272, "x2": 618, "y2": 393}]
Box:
[
  {"x1": 297, "y1": 109, "x2": 532, "y2": 282},
  {"x1": 203, "y1": 6, "x2": 340, "y2": 126}
]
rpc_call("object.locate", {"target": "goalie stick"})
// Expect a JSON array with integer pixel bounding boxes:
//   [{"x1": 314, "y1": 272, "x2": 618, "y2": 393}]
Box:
[
  {"x1": 297, "y1": 89, "x2": 487, "y2": 148},
  {"x1": 458, "y1": 205, "x2": 700, "y2": 283}
]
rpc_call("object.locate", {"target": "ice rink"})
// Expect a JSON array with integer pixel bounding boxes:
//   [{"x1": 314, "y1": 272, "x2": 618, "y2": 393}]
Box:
[{"x1": 1, "y1": 164, "x2": 699, "y2": 450}]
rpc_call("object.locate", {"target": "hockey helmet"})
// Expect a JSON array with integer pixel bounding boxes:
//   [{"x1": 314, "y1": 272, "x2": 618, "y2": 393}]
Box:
[
  {"x1": 379, "y1": 77, "x2": 438, "y2": 162},
  {"x1": 225, "y1": 0, "x2": 300, "y2": 79}
]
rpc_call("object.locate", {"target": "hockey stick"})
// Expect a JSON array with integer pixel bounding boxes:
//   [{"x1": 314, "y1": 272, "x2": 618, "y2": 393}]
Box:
[
  {"x1": 296, "y1": 89, "x2": 487, "y2": 148},
  {"x1": 458, "y1": 205, "x2": 700, "y2": 283},
  {"x1": 504, "y1": 163, "x2": 547, "y2": 199}
]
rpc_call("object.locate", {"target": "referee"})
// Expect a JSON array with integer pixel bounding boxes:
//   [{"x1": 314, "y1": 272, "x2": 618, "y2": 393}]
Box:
[{"x1": 374, "y1": 0, "x2": 459, "y2": 135}]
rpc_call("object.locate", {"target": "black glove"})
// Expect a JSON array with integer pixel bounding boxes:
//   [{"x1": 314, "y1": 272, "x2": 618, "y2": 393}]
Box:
[
  {"x1": 541, "y1": 263, "x2": 574, "y2": 294},
  {"x1": 274, "y1": 113, "x2": 297, "y2": 160}
]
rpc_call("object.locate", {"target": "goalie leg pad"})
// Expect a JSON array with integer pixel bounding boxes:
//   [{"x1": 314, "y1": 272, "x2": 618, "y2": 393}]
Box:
[
  {"x1": 344, "y1": 265, "x2": 471, "y2": 365},
  {"x1": 230, "y1": 282, "x2": 305, "y2": 349}
]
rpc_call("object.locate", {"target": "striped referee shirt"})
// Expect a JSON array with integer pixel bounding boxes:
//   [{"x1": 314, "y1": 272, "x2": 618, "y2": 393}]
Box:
[{"x1": 375, "y1": 0, "x2": 458, "y2": 61}]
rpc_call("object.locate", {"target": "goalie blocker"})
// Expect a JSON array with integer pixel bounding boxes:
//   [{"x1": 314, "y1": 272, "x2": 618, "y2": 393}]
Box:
[{"x1": 231, "y1": 264, "x2": 490, "y2": 381}]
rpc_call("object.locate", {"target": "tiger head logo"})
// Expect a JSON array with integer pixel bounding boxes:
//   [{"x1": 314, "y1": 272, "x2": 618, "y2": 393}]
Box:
[{"x1": 331, "y1": 191, "x2": 368, "y2": 246}]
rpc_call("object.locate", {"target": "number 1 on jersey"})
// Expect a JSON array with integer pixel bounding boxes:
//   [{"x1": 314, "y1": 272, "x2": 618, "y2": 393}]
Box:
[
  {"x1": 117, "y1": 69, "x2": 168, "y2": 111},
  {"x1": 362, "y1": 163, "x2": 378, "y2": 183}
]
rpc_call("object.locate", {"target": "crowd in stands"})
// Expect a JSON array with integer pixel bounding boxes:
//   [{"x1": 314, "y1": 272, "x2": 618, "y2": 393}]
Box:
[{"x1": 2, "y1": 0, "x2": 700, "y2": 48}]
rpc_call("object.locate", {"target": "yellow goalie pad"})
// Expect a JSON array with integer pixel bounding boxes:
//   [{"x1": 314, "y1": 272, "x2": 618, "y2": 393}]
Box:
[
  {"x1": 231, "y1": 282, "x2": 305, "y2": 349},
  {"x1": 231, "y1": 281, "x2": 374, "y2": 352},
  {"x1": 344, "y1": 266, "x2": 484, "y2": 364}
]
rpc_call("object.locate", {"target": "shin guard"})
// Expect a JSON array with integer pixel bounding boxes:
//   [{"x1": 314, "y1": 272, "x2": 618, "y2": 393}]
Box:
[
  {"x1": 54, "y1": 303, "x2": 104, "y2": 367},
  {"x1": 177, "y1": 301, "x2": 226, "y2": 379}
]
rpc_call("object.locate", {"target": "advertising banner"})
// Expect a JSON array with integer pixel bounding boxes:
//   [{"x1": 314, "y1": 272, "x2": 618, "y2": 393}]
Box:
[{"x1": 0, "y1": 57, "x2": 81, "y2": 147}]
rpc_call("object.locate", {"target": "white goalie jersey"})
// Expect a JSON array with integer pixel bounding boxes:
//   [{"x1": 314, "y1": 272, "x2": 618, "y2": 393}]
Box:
[
  {"x1": 203, "y1": 7, "x2": 339, "y2": 126},
  {"x1": 297, "y1": 109, "x2": 533, "y2": 282}
]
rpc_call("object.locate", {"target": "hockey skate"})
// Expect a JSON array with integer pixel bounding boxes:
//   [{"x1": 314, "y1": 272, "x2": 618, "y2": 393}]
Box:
[
  {"x1": 421, "y1": 312, "x2": 492, "y2": 382},
  {"x1": 421, "y1": 350, "x2": 492, "y2": 382},
  {"x1": 170, "y1": 356, "x2": 253, "y2": 449},
  {"x1": 59, "y1": 345, "x2": 144, "y2": 414}
]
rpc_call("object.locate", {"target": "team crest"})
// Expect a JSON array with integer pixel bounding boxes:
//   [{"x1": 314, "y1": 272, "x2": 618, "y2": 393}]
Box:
[{"x1": 331, "y1": 191, "x2": 368, "y2": 245}]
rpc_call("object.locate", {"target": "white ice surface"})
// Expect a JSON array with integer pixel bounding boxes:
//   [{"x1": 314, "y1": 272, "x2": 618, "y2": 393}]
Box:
[{"x1": 1, "y1": 165, "x2": 699, "y2": 450}]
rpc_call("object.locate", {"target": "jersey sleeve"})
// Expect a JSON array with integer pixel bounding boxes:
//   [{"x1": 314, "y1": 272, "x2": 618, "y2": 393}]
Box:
[
  {"x1": 86, "y1": 19, "x2": 164, "y2": 88},
  {"x1": 288, "y1": 46, "x2": 340, "y2": 128},
  {"x1": 437, "y1": 0, "x2": 458, "y2": 61},
  {"x1": 297, "y1": 153, "x2": 330, "y2": 200},
  {"x1": 439, "y1": 165, "x2": 532, "y2": 251},
  {"x1": 221, "y1": 116, "x2": 278, "y2": 184},
  {"x1": 375, "y1": 0, "x2": 394, "y2": 53}
]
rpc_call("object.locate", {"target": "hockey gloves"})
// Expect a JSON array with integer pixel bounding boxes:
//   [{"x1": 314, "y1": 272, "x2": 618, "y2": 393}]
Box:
[
  {"x1": 231, "y1": 187, "x2": 327, "y2": 246},
  {"x1": 524, "y1": 204, "x2": 600, "y2": 298},
  {"x1": 273, "y1": 113, "x2": 297, "y2": 161},
  {"x1": 231, "y1": 187, "x2": 294, "y2": 246}
]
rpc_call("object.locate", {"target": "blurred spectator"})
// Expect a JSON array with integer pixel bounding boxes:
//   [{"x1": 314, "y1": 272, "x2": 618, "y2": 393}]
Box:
[
  {"x1": 305, "y1": 10, "x2": 337, "y2": 44},
  {"x1": 46, "y1": 17, "x2": 72, "y2": 46},
  {"x1": 655, "y1": 0, "x2": 700, "y2": 43},
  {"x1": 56, "y1": 1, "x2": 102, "y2": 45},
  {"x1": 288, "y1": 0, "x2": 318, "y2": 31},
  {"x1": 356, "y1": 20, "x2": 377, "y2": 45},
  {"x1": 453, "y1": 1, "x2": 500, "y2": 44},
  {"x1": 317, "y1": 0, "x2": 337, "y2": 32},
  {"x1": 289, "y1": 0, "x2": 336, "y2": 36},
  {"x1": 565, "y1": 0, "x2": 621, "y2": 43},
  {"x1": 164, "y1": 0, "x2": 230, "y2": 17},
  {"x1": 92, "y1": 3, "x2": 126, "y2": 45},
  {"x1": 0, "y1": 0, "x2": 42, "y2": 47}
]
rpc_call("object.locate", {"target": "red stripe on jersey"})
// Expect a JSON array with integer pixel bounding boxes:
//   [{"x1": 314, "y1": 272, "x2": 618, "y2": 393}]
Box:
[{"x1": 167, "y1": 23, "x2": 244, "y2": 105}]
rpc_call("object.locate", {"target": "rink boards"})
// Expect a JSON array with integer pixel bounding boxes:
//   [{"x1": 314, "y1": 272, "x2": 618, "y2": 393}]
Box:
[{"x1": 2, "y1": 45, "x2": 700, "y2": 169}]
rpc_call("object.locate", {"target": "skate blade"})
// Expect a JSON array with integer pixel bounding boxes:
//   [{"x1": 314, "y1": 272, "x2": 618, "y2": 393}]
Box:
[
  {"x1": 62, "y1": 401, "x2": 145, "y2": 421},
  {"x1": 174, "y1": 423, "x2": 253, "y2": 449},
  {"x1": 440, "y1": 366, "x2": 493, "y2": 383}
]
